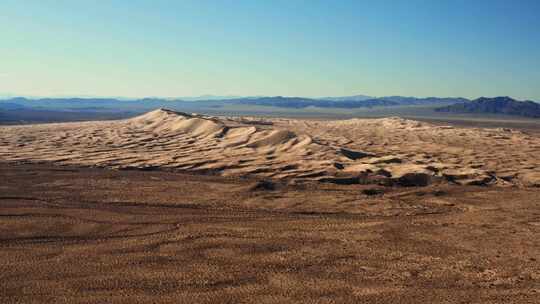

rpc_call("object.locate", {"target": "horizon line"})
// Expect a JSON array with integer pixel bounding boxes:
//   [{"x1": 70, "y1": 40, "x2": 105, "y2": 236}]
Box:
[{"x1": 1, "y1": 94, "x2": 536, "y2": 102}]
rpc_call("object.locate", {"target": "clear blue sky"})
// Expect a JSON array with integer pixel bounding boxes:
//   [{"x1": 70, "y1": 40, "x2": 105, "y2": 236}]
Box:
[{"x1": 1, "y1": 0, "x2": 539, "y2": 100}]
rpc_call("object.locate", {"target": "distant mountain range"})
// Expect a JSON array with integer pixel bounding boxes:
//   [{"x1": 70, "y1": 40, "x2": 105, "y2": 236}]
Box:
[
  {"x1": 1, "y1": 95, "x2": 539, "y2": 119},
  {"x1": 436, "y1": 96, "x2": 540, "y2": 118},
  {"x1": 320, "y1": 95, "x2": 374, "y2": 102},
  {"x1": 0, "y1": 95, "x2": 469, "y2": 111},
  {"x1": 200, "y1": 96, "x2": 469, "y2": 109},
  {"x1": 175, "y1": 95, "x2": 246, "y2": 101}
]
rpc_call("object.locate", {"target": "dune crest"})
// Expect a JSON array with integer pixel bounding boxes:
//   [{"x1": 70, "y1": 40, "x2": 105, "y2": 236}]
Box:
[
  {"x1": 0, "y1": 109, "x2": 335, "y2": 180},
  {"x1": 1, "y1": 109, "x2": 539, "y2": 187}
]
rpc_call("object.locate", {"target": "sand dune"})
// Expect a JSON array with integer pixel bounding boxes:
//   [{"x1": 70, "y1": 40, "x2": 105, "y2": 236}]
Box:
[
  {"x1": 0, "y1": 109, "x2": 336, "y2": 180},
  {"x1": 282, "y1": 117, "x2": 540, "y2": 187},
  {"x1": 1, "y1": 109, "x2": 539, "y2": 187}
]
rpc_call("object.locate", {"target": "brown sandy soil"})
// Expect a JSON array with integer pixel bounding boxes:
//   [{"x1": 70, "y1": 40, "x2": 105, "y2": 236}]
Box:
[{"x1": 1, "y1": 163, "x2": 540, "y2": 303}]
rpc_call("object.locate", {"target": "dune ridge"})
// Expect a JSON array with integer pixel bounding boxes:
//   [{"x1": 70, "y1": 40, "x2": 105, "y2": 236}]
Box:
[
  {"x1": 0, "y1": 109, "x2": 336, "y2": 180},
  {"x1": 1, "y1": 109, "x2": 539, "y2": 187}
]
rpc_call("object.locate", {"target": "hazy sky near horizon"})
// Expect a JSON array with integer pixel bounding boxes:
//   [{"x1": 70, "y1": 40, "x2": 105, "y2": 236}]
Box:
[{"x1": 1, "y1": 0, "x2": 539, "y2": 100}]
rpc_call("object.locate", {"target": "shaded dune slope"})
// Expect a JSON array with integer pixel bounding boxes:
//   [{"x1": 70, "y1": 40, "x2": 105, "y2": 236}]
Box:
[{"x1": 1, "y1": 109, "x2": 539, "y2": 187}]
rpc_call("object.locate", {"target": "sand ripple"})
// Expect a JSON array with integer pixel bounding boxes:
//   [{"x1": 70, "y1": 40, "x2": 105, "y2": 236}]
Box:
[{"x1": 1, "y1": 109, "x2": 539, "y2": 187}]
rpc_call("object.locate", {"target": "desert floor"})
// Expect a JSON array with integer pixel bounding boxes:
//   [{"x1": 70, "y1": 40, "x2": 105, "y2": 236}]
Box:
[{"x1": 1, "y1": 163, "x2": 539, "y2": 303}]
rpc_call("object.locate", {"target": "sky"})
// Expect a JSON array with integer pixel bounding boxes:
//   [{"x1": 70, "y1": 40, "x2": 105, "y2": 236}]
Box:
[{"x1": 1, "y1": 0, "x2": 539, "y2": 100}]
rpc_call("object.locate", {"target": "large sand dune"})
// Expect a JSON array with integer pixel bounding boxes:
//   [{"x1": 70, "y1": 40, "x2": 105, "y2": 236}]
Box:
[{"x1": 1, "y1": 109, "x2": 539, "y2": 187}]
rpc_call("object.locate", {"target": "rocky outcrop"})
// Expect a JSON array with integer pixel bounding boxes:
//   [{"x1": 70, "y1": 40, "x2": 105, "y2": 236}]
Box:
[{"x1": 442, "y1": 168, "x2": 494, "y2": 186}]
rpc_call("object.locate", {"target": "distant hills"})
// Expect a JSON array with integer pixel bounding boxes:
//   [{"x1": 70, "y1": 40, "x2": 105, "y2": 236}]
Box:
[
  {"x1": 2, "y1": 95, "x2": 539, "y2": 120},
  {"x1": 0, "y1": 95, "x2": 469, "y2": 111},
  {"x1": 213, "y1": 96, "x2": 469, "y2": 109},
  {"x1": 0, "y1": 102, "x2": 26, "y2": 110},
  {"x1": 436, "y1": 96, "x2": 540, "y2": 118},
  {"x1": 320, "y1": 95, "x2": 374, "y2": 102}
]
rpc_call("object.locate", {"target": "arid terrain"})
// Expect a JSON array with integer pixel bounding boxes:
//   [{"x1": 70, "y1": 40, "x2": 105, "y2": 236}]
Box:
[
  {"x1": 1, "y1": 109, "x2": 540, "y2": 186},
  {"x1": 1, "y1": 110, "x2": 540, "y2": 303}
]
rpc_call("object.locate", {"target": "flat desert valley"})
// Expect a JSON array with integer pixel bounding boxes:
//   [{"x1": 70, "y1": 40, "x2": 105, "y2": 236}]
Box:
[{"x1": 1, "y1": 109, "x2": 540, "y2": 303}]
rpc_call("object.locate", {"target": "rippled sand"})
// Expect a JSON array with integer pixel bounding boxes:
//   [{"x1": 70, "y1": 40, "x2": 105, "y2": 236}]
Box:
[{"x1": 1, "y1": 109, "x2": 539, "y2": 187}]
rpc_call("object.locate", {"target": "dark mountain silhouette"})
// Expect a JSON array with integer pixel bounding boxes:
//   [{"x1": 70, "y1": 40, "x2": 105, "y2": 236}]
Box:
[
  {"x1": 436, "y1": 96, "x2": 540, "y2": 118},
  {"x1": 0, "y1": 102, "x2": 27, "y2": 110}
]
